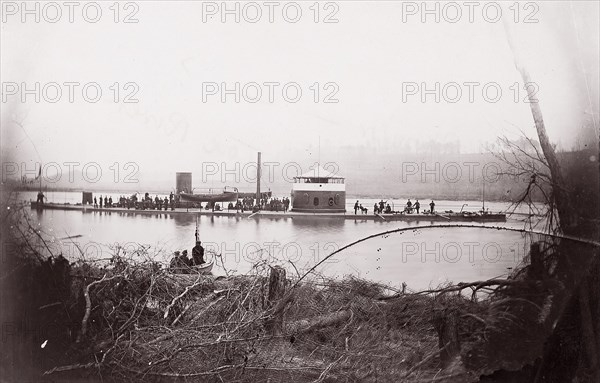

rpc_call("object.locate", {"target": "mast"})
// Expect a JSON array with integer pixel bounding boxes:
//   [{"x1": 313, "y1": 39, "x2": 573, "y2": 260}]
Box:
[
  {"x1": 195, "y1": 214, "x2": 199, "y2": 242},
  {"x1": 482, "y1": 179, "x2": 485, "y2": 212},
  {"x1": 256, "y1": 152, "x2": 261, "y2": 205}
]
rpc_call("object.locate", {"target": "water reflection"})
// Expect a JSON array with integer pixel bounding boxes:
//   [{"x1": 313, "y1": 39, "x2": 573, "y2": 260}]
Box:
[
  {"x1": 24, "y1": 202, "x2": 529, "y2": 289},
  {"x1": 172, "y1": 214, "x2": 197, "y2": 228}
]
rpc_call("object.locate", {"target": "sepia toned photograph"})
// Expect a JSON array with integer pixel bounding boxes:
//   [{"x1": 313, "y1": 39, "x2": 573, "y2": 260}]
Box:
[{"x1": 1, "y1": 1, "x2": 599, "y2": 382}]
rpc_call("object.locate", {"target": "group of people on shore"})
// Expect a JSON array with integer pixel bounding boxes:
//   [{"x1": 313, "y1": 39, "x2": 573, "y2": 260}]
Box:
[{"x1": 354, "y1": 199, "x2": 436, "y2": 215}]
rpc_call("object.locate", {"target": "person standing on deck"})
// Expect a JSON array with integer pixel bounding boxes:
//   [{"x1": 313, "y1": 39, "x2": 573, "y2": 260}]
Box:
[
  {"x1": 374, "y1": 203, "x2": 378, "y2": 214},
  {"x1": 414, "y1": 200, "x2": 420, "y2": 214},
  {"x1": 93, "y1": 196, "x2": 97, "y2": 208},
  {"x1": 430, "y1": 200, "x2": 435, "y2": 213},
  {"x1": 192, "y1": 241, "x2": 205, "y2": 265},
  {"x1": 99, "y1": 195, "x2": 103, "y2": 208},
  {"x1": 379, "y1": 200, "x2": 385, "y2": 213},
  {"x1": 104, "y1": 196, "x2": 108, "y2": 208},
  {"x1": 109, "y1": 196, "x2": 113, "y2": 208},
  {"x1": 354, "y1": 201, "x2": 359, "y2": 214}
]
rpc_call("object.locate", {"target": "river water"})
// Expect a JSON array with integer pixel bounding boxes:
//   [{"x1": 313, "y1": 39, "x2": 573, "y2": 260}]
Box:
[{"x1": 15, "y1": 191, "x2": 540, "y2": 290}]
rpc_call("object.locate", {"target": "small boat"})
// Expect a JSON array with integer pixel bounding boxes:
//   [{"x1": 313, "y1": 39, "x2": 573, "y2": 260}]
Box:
[
  {"x1": 193, "y1": 260, "x2": 214, "y2": 273},
  {"x1": 170, "y1": 260, "x2": 214, "y2": 274},
  {"x1": 179, "y1": 188, "x2": 238, "y2": 203}
]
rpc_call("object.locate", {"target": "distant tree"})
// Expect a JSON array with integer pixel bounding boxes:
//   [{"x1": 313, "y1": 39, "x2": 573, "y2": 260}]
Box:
[{"x1": 503, "y1": 14, "x2": 600, "y2": 382}]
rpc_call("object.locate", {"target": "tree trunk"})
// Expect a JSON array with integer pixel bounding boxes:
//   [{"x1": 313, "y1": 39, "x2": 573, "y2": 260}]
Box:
[
  {"x1": 529, "y1": 243, "x2": 544, "y2": 280},
  {"x1": 433, "y1": 307, "x2": 461, "y2": 369},
  {"x1": 502, "y1": 17, "x2": 573, "y2": 232},
  {"x1": 265, "y1": 266, "x2": 286, "y2": 336}
]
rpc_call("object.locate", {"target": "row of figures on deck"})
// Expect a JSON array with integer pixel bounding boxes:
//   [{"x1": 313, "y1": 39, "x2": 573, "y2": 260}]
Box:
[
  {"x1": 169, "y1": 240, "x2": 205, "y2": 271},
  {"x1": 354, "y1": 199, "x2": 436, "y2": 215},
  {"x1": 229, "y1": 197, "x2": 290, "y2": 212},
  {"x1": 92, "y1": 192, "x2": 176, "y2": 210}
]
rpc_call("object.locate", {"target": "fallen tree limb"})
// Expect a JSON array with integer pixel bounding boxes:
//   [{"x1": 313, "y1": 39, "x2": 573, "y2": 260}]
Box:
[
  {"x1": 401, "y1": 342, "x2": 450, "y2": 380},
  {"x1": 163, "y1": 274, "x2": 204, "y2": 319},
  {"x1": 77, "y1": 273, "x2": 122, "y2": 343},
  {"x1": 189, "y1": 292, "x2": 228, "y2": 324},
  {"x1": 313, "y1": 355, "x2": 345, "y2": 383},
  {"x1": 380, "y1": 279, "x2": 521, "y2": 300},
  {"x1": 294, "y1": 224, "x2": 600, "y2": 288},
  {"x1": 44, "y1": 362, "x2": 97, "y2": 375},
  {"x1": 287, "y1": 310, "x2": 351, "y2": 334},
  {"x1": 124, "y1": 363, "x2": 323, "y2": 378}
]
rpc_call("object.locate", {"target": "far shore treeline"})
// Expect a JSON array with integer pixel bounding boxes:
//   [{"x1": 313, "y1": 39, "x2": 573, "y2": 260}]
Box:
[{"x1": 7, "y1": 148, "x2": 595, "y2": 203}]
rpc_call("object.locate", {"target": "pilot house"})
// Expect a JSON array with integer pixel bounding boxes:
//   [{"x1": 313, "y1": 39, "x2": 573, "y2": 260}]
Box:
[{"x1": 291, "y1": 166, "x2": 346, "y2": 213}]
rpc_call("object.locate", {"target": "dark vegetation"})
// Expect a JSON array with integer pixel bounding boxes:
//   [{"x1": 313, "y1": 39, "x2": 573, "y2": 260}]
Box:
[{"x1": 1, "y1": 191, "x2": 599, "y2": 383}]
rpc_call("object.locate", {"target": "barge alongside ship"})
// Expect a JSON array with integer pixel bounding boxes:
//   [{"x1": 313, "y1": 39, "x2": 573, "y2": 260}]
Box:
[{"x1": 29, "y1": 201, "x2": 506, "y2": 222}]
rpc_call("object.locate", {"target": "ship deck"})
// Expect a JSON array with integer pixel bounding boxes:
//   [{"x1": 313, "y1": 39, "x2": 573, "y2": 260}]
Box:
[{"x1": 29, "y1": 202, "x2": 507, "y2": 222}]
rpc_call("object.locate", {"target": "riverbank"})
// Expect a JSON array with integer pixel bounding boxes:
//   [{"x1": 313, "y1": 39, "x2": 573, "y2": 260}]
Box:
[
  {"x1": 5, "y1": 243, "x2": 560, "y2": 383},
  {"x1": 3, "y1": 200, "x2": 593, "y2": 382},
  {"x1": 8, "y1": 252, "x2": 490, "y2": 382}
]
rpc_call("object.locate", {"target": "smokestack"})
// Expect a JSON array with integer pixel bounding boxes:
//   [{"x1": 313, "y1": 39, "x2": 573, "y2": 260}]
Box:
[{"x1": 256, "y1": 152, "x2": 261, "y2": 205}]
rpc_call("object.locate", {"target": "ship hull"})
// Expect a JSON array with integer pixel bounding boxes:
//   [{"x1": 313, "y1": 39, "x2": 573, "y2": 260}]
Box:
[{"x1": 291, "y1": 186, "x2": 346, "y2": 213}]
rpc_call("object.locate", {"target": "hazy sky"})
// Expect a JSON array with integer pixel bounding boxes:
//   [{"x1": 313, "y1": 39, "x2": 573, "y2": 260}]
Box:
[{"x1": 2, "y1": 1, "x2": 598, "y2": 189}]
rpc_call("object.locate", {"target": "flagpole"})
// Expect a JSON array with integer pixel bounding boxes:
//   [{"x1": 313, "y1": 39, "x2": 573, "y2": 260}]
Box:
[{"x1": 195, "y1": 213, "x2": 199, "y2": 242}]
